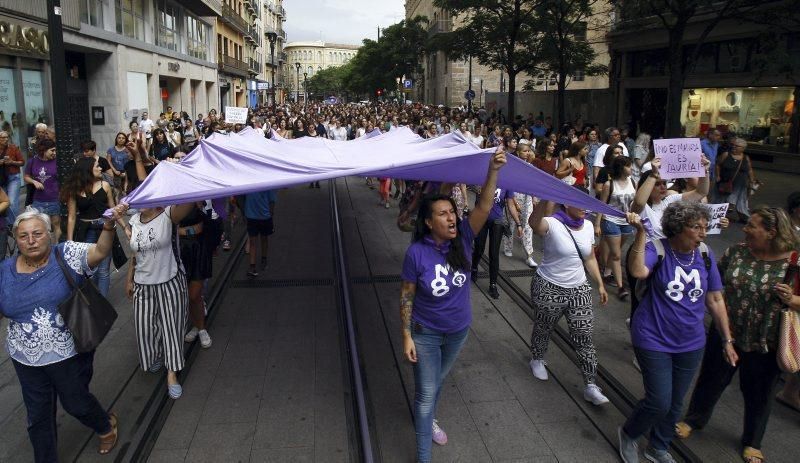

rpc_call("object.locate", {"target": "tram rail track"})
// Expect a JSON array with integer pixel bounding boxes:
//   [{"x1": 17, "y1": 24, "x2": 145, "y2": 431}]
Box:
[{"x1": 69, "y1": 183, "x2": 375, "y2": 462}]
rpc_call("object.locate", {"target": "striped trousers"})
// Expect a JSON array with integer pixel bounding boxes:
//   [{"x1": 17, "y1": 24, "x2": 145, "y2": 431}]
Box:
[
  {"x1": 529, "y1": 273, "x2": 597, "y2": 385},
  {"x1": 502, "y1": 193, "x2": 534, "y2": 257},
  {"x1": 133, "y1": 271, "x2": 188, "y2": 372}
]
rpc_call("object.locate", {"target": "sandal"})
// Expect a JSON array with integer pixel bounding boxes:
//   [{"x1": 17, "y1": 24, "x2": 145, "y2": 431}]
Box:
[
  {"x1": 674, "y1": 421, "x2": 692, "y2": 439},
  {"x1": 742, "y1": 446, "x2": 764, "y2": 463},
  {"x1": 98, "y1": 412, "x2": 118, "y2": 455}
]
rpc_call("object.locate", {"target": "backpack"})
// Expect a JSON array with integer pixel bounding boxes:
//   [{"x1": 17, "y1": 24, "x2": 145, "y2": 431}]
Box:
[{"x1": 633, "y1": 239, "x2": 712, "y2": 302}]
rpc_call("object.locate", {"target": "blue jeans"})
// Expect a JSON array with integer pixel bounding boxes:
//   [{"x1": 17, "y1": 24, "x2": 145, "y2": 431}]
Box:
[
  {"x1": 5, "y1": 172, "x2": 21, "y2": 224},
  {"x1": 85, "y1": 226, "x2": 111, "y2": 297},
  {"x1": 412, "y1": 323, "x2": 469, "y2": 463},
  {"x1": 13, "y1": 352, "x2": 111, "y2": 463},
  {"x1": 623, "y1": 347, "x2": 704, "y2": 451}
]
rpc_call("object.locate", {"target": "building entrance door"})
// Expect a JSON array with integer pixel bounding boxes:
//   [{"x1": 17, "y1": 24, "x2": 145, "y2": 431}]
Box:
[{"x1": 628, "y1": 88, "x2": 667, "y2": 139}]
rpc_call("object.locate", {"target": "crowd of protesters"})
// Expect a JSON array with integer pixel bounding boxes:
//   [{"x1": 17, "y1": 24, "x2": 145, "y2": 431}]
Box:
[{"x1": 0, "y1": 99, "x2": 797, "y2": 463}]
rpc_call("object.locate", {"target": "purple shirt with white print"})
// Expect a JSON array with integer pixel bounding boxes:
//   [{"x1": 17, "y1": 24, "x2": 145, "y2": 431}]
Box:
[
  {"x1": 631, "y1": 239, "x2": 723, "y2": 353},
  {"x1": 475, "y1": 188, "x2": 514, "y2": 222},
  {"x1": 402, "y1": 220, "x2": 476, "y2": 333}
]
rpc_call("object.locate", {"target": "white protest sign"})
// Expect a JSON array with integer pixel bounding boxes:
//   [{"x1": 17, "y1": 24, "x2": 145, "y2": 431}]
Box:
[
  {"x1": 704, "y1": 203, "x2": 728, "y2": 235},
  {"x1": 653, "y1": 138, "x2": 703, "y2": 180},
  {"x1": 225, "y1": 106, "x2": 248, "y2": 124}
]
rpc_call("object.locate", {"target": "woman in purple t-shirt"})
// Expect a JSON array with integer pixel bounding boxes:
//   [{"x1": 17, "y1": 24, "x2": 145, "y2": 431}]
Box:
[
  {"x1": 23, "y1": 138, "x2": 61, "y2": 242},
  {"x1": 618, "y1": 201, "x2": 738, "y2": 463},
  {"x1": 400, "y1": 147, "x2": 507, "y2": 463}
]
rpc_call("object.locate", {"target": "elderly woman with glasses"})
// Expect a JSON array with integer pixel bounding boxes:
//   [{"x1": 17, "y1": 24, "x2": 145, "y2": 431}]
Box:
[
  {"x1": 0, "y1": 205, "x2": 127, "y2": 460},
  {"x1": 675, "y1": 206, "x2": 799, "y2": 463},
  {"x1": 716, "y1": 137, "x2": 758, "y2": 223},
  {"x1": 618, "y1": 201, "x2": 738, "y2": 463}
]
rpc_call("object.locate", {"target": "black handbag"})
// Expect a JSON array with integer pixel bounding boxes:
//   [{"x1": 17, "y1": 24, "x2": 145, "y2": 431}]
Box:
[
  {"x1": 55, "y1": 249, "x2": 118, "y2": 353},
  {"x1": 111, "y1": 233, "x2": 128, "y2": 270}
]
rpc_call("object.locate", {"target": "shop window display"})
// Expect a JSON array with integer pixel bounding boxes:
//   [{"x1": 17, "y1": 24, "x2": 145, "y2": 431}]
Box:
[{"x1": 681, "y1": 87, "x2": 795, "y2": 150}]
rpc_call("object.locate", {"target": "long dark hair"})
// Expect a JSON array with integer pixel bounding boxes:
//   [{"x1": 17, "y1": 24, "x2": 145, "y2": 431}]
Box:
[
  {"x1": 413, "y1": 194, "x2": 470, "y2": 271},
  {"x1": 60, "y1": 157, "x2": 98, "y2": 203}
]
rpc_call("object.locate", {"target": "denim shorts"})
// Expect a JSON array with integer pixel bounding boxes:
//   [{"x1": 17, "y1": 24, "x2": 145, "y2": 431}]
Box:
[
  {"x1": 601, "y1": 218, "x2": 634, "y2": 236},
  {"x1": 31, "y1": 201, "x2": 60, "y2": 216}
]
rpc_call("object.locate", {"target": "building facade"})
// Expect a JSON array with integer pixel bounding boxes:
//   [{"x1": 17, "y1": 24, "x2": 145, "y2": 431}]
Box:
[
  {"x1": 406, "y1": 0, "x2": 611, "y2": 118},
  {"x1": 608, "y1": 4, "x2": 800, "y2": 163},
  {"x1": 260, "y1": 0, "x2": 287, "y2": 106},
  {"x1": 0, "y1": 0, "x2": 220, "y2": 154},
  {"x1": 282, "y1": 41, "x2": 359, "y2": 102},
  {"x1": 215, "y1": 0, "x2": 250, "y2": 109}
]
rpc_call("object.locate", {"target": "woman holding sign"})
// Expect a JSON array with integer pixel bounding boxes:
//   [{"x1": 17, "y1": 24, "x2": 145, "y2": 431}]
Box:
[
  {"x1": 400, "y1": 146, "x2": 506, "y2": 463},
  {"x1": 676, "y1": 206, "x2": 799, "y2": 463}
]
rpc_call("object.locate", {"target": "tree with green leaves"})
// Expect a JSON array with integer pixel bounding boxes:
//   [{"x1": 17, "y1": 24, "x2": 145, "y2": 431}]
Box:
[
  {"x1": 306, "y1": 63, "x2": 352, "y2": 101},
  {"x1": 618, "y1": 0, "x2": 765, "y2": 136},
  {"x1": 432, "y1": 0, "x2": 544, "y2": 119},
  {"x1": 526, "y1": 0, "x2": 609, "y2": 127}
]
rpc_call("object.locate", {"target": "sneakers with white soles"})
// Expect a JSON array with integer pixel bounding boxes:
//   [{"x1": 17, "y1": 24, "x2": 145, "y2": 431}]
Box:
[
  {"x1": 431, "y1": 419, "x2": 447, "y2": 445},
  {"x1": 503, "y1": 250, "x2": 513, "y2": 257},
  {"x1": 618, "y1": 427, "x2": 638, "y2": 463},
  {"x1": 526, "y1": 256, "x2": 538, "y2": 267},
  {"x1": 198, "y1": 329, "x2": 212, "y2": 348},
  {"x1": 583, "y1": 384, "x2": 610, "y2": 405},
  {"x1": 529, "y1": 359, "x2": 548, "y2": 380},
  {"x1": 184, "y1": 327, "x2": 198, "y2": 343},
  {"x1": 644, "y1": 447, "x2": 677, "y2": 463}
]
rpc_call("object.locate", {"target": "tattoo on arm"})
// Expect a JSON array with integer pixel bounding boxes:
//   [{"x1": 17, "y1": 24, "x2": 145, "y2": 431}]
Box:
[{"x1": 400, "y1": 282, "x2": 416, "y2": 336}]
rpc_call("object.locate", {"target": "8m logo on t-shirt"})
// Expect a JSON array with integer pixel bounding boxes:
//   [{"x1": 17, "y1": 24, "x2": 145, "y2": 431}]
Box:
[
  {"x1": 431, "y1": 264, "x2": 467, "y2": 297},
  {"x1": 665, "y1": 267, "x2": 704, "y2": 303}
]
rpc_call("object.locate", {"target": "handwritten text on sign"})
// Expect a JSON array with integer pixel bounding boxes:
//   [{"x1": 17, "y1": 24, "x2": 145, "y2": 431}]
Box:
[
  {"x1": 704, "y1": 203, "x2": 729, "y2": 235},
  {"x1": 225, "y1": 106, "x2": 248, "y2": 124},
  {"x1": 653, "y1": 138, "x2": 703, "y2": 180}
]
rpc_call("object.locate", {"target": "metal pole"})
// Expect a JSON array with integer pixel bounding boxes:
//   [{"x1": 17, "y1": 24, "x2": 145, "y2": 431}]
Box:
[
  {"x1": 269, "y1": 42, "x2": 275, "y2": 106},
  {"x1": 46, "y1": 0, "x2": 73, "y2": 194},
  {"x1": 467, "y1": 55, "x2": 473, "y2": 113}
]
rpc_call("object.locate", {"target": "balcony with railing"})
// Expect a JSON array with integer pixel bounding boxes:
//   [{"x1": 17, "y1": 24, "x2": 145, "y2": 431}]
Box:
[
  {"x1": 278, "y1": 29, "x2": 286, "y2": 40},
  {"x1": 278, "y1": 6, "x2": 286, "y2": 18},
  {"x1": 221, "y1": 3, "x2": 250, "y2": 36},
  {"x1": 218, "y1": 53, "x2": 250, "y2": 77},
  {"x1": 244, "y1": 0, "x2": 255, "y2": 14},
  {"x1": 279, "y1": 51, "x2": 287, "y2": 63},
  {"x1": 249, "y1": 58, "x2": 262, "y2": 74},
  {"x1": 427, "y1": 19, "x2": 452, "y2": 37}
]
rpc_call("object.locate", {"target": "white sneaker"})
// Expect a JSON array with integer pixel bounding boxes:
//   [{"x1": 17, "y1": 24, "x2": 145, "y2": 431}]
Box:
[
  {"x1": 198, "y1": 329, "x2": 212, "y2": 348},
  {"x1": 633, "y1": 355, "x2": 641, "y2": 372},
  {"x1": 584, "y1": 384, "x2": 610, "y2": 405},
  {"x1": 504, "y1": 250, "x2": 513, "y2": 257},
  {"x1": 526, "y1": 256, "x2": 538, "y2": 267},
  {"x1": 529, "y1": 359, "x2": 548, "y2": 381},
  {"x1": 184, "y1": 327, "x2": 198, "y2": 343}
]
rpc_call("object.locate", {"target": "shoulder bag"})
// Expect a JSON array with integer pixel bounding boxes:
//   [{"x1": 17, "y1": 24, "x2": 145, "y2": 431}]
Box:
[
  {"x1": 55, "y1": 249, "x2": 118, "y2": 353},
  {"x1": 717, "y1": 155, "x2": 742, "y2": 195},
  {"x1": 778, "y1": 251, "x2": 800, "y2": 373}
]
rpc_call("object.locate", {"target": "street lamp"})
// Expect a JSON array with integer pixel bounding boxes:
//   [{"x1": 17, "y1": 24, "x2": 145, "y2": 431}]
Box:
[
  {"x1": 395, "y1": 76, "x2": 401, "y2": 102},
  {"x1": 266, "y1": 31, "x2": 277, "y2": 106},
  {"x1": 467, "y1": 55, "x2": 473, "y2": 113},
  {"x1": 303, "y1": 71, "x2": 308, "y2": 108},
  {"x1": 294, "y1": 62, "x2": 301, "y2": 103}
]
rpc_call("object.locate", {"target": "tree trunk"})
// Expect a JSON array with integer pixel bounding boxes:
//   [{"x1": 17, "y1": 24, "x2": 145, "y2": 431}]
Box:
[
  {"x1": 556, "y1": 73, "x2": 568, "y2": 128},
  {"x1": 664, "y1": 26, "x2": 687, "y2": 137},
  {"x1": 507, "y1": 70, "x2": 517, "y2": 122}
]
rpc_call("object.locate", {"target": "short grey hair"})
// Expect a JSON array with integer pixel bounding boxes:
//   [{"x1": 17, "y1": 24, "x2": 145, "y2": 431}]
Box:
[
  {"x1": 661, "y1": 200, "x2": 711, "y2": 238},
  {"x1": 35, "y1": 122, "x2": 48, "y2": 131},
  {"x1": 13, "y1": 206, "x2": 52, "y2": 235}
]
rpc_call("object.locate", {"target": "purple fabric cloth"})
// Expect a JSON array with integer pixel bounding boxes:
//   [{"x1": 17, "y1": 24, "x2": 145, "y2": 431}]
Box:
[
  {"x1": 118, "y1": 127, "x2": 625, "y2": 218},
  {"x1": 552, "y1": 210, "x2": 585, "y2": 229},
  {"x1": 401, "y1": 220, "x2": 475, "y2": 333},
  {"x1": 631, "y1": 239, "x2": 723, "y2": 353},
  {"x1": 487, "y1": 188, "x2": 513, "y2": 222}
]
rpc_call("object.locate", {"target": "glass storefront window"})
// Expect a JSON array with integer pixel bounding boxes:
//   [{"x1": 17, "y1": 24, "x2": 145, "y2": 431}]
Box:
[
  {"x1": 22, "y1": 70, "x2": 47, "y2": 140},
  {"x1": 79, "y1": 0, "x2": 103, "y2": 27},
  {"x1": 0, "y1": 68, "x2": 21, "y2": 148},
  {"x1": 681, "y1": 86, "x2": 795, "y2": 151},
  {"x1": 157, "y1": 0, "x2": 180, "y2": 52}
]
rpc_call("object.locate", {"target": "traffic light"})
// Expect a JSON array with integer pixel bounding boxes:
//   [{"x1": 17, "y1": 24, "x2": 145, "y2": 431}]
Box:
[{"x1": 376, "y1": 88, "x2": 382, "y2": 96}]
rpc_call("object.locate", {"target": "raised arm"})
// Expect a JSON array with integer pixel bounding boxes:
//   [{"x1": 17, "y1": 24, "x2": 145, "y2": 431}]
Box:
[
  {"x1": 681, "y1": 155, "x2": 711, "y2": 202},
  {"x1": 632, "y1": 158, "x2": 661, "y2": 214},
  {"x1": 528, "y1": 199, "x2": 553, "y2": 236},
  {"x1": 626, "y1": 214, "x2": 649, "y2": 279},
  {"x1": 468, "y1": 146, "x2": 507, "y2": 235}
]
